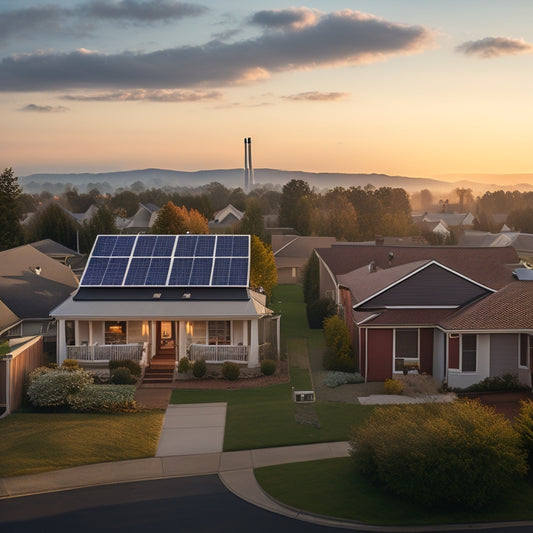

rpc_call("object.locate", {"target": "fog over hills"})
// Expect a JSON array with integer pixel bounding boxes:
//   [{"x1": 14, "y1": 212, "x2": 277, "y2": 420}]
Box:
[{"x1": 20, "y1": 168, "x2": 533, "y2": 195}]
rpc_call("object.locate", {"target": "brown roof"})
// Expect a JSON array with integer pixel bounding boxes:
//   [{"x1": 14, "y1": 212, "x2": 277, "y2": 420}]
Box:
[
  {"x1": 273, "y1": 235, "x2": 336, "y2": 258},
  {"x1": 440, "y1": 281, "x2": 533, "y2": 331},
  {"x1": 316, "y1": 244, "x2": 518, "y2": 290}
]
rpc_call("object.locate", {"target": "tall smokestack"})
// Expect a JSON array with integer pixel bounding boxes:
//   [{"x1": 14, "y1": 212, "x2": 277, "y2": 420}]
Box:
[
  {"x1": 243, "y1": 138, "x2": 249, "y2": 191},
  {"x1": 247, "y1": 137, "x2": 254, "y2": 189}
]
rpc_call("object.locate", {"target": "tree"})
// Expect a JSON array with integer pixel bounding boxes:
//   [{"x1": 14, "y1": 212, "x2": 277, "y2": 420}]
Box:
[
  {"x1": 455, "y1": 187, "x2": 473, "y2": 212},
  {"x1": 228, "y1": 187, "x2": 247, "y2": 212},
  {"x1": 302, "y1": 252, "x2": 320, "y2": 304},
  {"x1": 110, "y1": 190, "x2": 139, "y2": 217},
  {"x1": 249, "y1": 235, "x2": 277, "y2": 299},
  {"x1": 237, "y1": 198, "x2": 265, "y2": 239},
  {"x1": 151, "y1": 202, "x2": 208, "y2": 234},
  {"x1": 0, "y1": 167, "x2": 24, "y2": 250},
  {"x1": 508, "y1": 207, "x2": 533, "y2": 233},
  {"x1": 80, "y1": 206, "x2": 118, "y2": 253},
  {"x1": 25, "y1": 203, "x2": 79, "y2": 250},
  {"x1": 279, "y1": 179, "x2": 312, "y2": 229}
]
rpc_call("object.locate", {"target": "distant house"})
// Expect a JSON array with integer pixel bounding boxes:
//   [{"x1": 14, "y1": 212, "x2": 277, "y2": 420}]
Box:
[
  {"x1": 272, "y1": 235, "x2": 336, "y2": 284},
  {"x1": 314, "y1": 243, "x2": 530, "y2": 388},
  {"x1": 460, "y1": 231, "x2": 533, "y2": 266},
  {"x1": 0, "y1": 245, "x2": 79, "y2": 339},
  {"x1": 51, "y1": 234, "x2": 280, "y2": 376},
  {"x1": 420, "y1": 211, "x2": 477, "y2": 229},
  {"x1": 208, "y1": 204, "x2": 244, "y2": 232},
  {"x1": 119, "y1": 203, "x2": 160, "y2": 233}
]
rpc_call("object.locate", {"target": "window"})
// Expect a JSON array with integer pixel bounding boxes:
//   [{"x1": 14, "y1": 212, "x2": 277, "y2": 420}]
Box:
[
  {"x1": 395, "y1": 329, "x2": 418, "y2": 372},
  {"x1": 461, "y1": 334, "x2": 476, "y2": 372},
  {"x1": 208, "y1": 321, "x2": 231, "y2": 345},
  {"x1": 65, "y1": 320, "x2": 75, "y2": 346},
  {"x1": 520, "y1": 334, "x2": 530, "y2": 368},
  {"x1": 105, "y1": 321, "x2": 127, "y2": 344}
]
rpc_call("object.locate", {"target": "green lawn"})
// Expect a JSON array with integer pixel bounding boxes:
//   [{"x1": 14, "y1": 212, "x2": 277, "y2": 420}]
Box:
[
  {"x1": 0, "y1": 411, "x2": 165, "y2": 477},
  {"x1": 255, "y1": 457, "x2": 533, "y2": 525}
]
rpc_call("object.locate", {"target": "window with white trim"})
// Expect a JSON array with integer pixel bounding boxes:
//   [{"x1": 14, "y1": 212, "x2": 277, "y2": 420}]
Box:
[
  {"x1": 461, "y1": 334, "x2": 476, "y2": 372},
  {"x1": 395, "y1": 329, "x2": 419, "y2": 372},
  {"x1": 519, "y1": 334, "x2": 530, "y2": 369}
]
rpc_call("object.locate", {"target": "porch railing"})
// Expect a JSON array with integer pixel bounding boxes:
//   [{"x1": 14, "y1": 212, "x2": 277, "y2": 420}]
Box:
[
  {"x1": 66, "y1": 343, "x2": 144, "y2": 362},
  {"x1": 189, "y1": 344, "x2": 248, "y2": 363}
]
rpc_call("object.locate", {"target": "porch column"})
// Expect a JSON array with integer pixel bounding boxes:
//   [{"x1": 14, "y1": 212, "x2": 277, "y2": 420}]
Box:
[
  {"x1": 150, "y1": 322, "x2": 157, "y2": 358},
  {"x1": 88, "y1": 322, "x2": 93, "y2": 345},
  {"x1": 179, "y1": 320, "x2": 187, "y2": 360},
  {"x1": 74, "y1": 320, "x2": 79, "y2": 345},
  {"x1": 249, "y1": 319, "x2": 259, "y2": 368},
  {"x1": 57, "y1": 320, "x2": 67, "y2": 365},
  {"x1": 242, "y1": 320, "x2": 249, "y2": 346}
]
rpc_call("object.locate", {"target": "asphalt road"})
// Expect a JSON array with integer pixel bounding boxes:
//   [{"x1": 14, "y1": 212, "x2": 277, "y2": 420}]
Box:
[{"x1": 1, "y1": 475, "x2": 532, "y2": 533}]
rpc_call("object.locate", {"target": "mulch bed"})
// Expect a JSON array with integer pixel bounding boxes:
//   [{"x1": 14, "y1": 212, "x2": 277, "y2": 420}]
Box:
[
  {"x1": 460, "y1": 391, "x2": 533, "y2": 420},
  {"x1": 171, "y1": 361, "x2": 289, "y2": 390}
]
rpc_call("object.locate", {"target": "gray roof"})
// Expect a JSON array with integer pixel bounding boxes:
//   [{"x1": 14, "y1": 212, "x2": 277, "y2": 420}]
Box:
[
  {"x1": 272, "y1": 235, "x2": 336, "y2": 258},
  {"x1": 0, "y1": 245, "x2": 79, "y2": 319},
  {"x1": 28, "y1": 239, "x2": 80, "y2": 259},
  {"x1": 0, "y1": 299, "x2": 20, "y2": 332},
  {"x1": 51, "y1": 289, "x2": 270, "y2": 320}
]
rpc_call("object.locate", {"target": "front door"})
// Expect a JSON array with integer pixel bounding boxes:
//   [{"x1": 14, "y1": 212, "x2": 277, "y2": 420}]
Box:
[{"x1": 156, "y1": 321, "x2": 176, "y2": 356}]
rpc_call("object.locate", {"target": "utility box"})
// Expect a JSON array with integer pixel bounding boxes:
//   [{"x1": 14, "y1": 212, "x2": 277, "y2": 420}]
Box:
[{"x1": 292, "y1": 389, "x2": 315, "y2": 403}]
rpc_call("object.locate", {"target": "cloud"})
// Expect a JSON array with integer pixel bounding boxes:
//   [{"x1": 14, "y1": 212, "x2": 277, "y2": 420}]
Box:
[
  {"x1": 0, "y1": 9, "x2": 434, "y2": 92},
  {"x1": 251, "y1": 7, "x2": 319, "y2": 30},
  {"x1": 456, "y1": 37, "x2": 533, "y2": 58},
  {"x1": 283, "y1": 91, "x2": 349, "y2": 102},
  {"x1": 61, "y1": 89, "x2": 222, "y2": 102},
  {"x1": 19, "y1": 104, "x2": 69, "y2": 113},
  {"x1": 76, "y1": 0, "x2": 208, "y2": 22},
  {"x1": 0, "y1": 1, "x2": 207, "y2": 44}
]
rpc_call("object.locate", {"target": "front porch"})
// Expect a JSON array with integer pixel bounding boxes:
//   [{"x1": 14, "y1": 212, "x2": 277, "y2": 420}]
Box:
[{"x1": 58, "y1": 316, "x2": 280, "y2": 370}]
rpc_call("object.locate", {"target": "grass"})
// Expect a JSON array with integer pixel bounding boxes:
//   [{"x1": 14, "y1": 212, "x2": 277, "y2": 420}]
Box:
[
  {"x1": 0, "y1": 411, "x2": 165, "y2": 477},
  {"x1": 0, "y1": 340, "x2": 10, "y2": 356},
  {"x1": 255, "y1": 457, "x2": 533, "y2": 525}
]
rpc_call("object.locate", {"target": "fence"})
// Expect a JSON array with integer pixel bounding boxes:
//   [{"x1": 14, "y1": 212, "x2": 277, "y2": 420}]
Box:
[
  {"x1": 188, "y1": 344, "x2": 248, "y2": 363},
  {"x1": 66, "y1": 343, "x2": 144, "y2": 362}
]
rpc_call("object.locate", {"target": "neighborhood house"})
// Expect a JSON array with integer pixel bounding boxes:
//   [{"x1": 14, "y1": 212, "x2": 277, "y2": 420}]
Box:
[
  {"x1": 315, "y1": 243, "x2": 533, "y2": 389},
  {"x1": 51, "y1": 234, "x2": 279, "y2": 374}
]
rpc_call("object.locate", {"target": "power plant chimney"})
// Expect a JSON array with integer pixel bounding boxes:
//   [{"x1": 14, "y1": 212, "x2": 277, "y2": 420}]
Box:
[{"x1": 243, "y1": 137, "x2": 255, "y2": 192}]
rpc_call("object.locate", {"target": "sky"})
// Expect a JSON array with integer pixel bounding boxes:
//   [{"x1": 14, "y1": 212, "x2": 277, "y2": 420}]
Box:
[{"x1": 1, "y1": 0, "x2": 532, "y2": 184}]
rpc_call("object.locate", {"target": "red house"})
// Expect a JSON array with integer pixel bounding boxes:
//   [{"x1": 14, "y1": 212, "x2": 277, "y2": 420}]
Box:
[{"x1": 315, "y1": 244, "x2": 532, "y2": 388}]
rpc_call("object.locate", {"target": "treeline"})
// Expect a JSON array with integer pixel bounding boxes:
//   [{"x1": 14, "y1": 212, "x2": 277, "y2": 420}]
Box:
[{"x1": 279, "y1": 180, "x2": 413, "y2": 241}]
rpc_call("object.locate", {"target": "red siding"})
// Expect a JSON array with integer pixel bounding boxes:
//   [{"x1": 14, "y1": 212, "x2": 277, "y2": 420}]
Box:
[
  {"x1": 420, "y1": 329, "x2": 434, "y2": 375},
  {"x1": 367, "y1": 329, "x2": 393, "y2": 381},
  {"x1": 449, "y1": 336, "x2": 459, "y2": 369},
  {"x1": 360, "y1": 328, "x2": 366, "y2": 377}
]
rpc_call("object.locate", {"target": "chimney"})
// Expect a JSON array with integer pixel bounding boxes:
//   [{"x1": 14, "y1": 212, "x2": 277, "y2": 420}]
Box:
[
  {"x1": 247, "y1": 137, "x2": 254, "y2": 189},
  {"x1": 375, "y1": 235, "x2": 384, "y2": 246},
  {"x1": 243, "y1": 138, "x2": 249, "y2": 192},
  {"x1": 368, "y1": 260, "x2": 376, "y2": 273}
]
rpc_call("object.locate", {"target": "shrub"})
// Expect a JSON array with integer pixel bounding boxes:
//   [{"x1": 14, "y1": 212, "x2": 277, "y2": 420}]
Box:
[
  {"x1": 222, "y1": 361, "x2": 240, "y2": 380},
  {"x1": 384, "y1": 378, "x2": 404, "y2": 395},
  {"x1": 322, "y1": 315, "x2": 355, "y2": 372},
  {"x1": 515, "y1": 399, "x2": 533, "y2": 465},
  {"x1": 192, "y1": 359, "x2": 207, "y2": 378},
  {"x1": 323, "y1": 371, "x2": 364, "y2": 388},
  {"x1": 27, "y1": 369, "x2": 94, "y2": 408},
  {"x1": 67, "y1": 384, "x2": 136, "y2": 413},
  {"x1": 61, "y1": 358, "x2": 80, "y2": 371},
  {"x1": 178, "y1": 357, "x2": 190, "y2": 373},
  {"x1": 28, "y1": 365, "x2": 55, "y2": 384},
  {"x1": 306, "y1": 297, "x2": 336, "y2": 329},
  {"x1": 110, "y1": 367, "x2": 137, "y2": 385},
  {"x1": 109, "y1": 359, "x2": 141, "y2": 378},
  {"x1": 323, "y1": 352, "x2": 356, "y2": 372},
  {"x1": 350, "y1": 400, "x2": 527, "y2": 509},
  {"x1": 457, "y1": 373, "x2": 525, "y2": 393},
  {"x1": 260, "y1": 359, "x2": 277, "y2": 376}
]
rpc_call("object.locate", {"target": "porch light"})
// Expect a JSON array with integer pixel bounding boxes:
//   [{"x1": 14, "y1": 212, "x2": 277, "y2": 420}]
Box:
[
  {"x1": 186, "y1": 321, "x2": 193, "y2": 336},
  {"x1": 109, "y1": 325, "x2": 122, "y2": 334},
  {"x1": 142, "y1": 321, "x2": 149, "y2": 337}
]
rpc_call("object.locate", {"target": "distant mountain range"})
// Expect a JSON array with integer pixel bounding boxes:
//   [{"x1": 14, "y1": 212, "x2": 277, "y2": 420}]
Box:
[{"x1": 20, "y1": 168, "x2": 533, "y2": 195}]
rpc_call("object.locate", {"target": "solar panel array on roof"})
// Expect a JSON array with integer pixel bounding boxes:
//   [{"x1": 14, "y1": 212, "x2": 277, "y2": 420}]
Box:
[{"x1": 80, "y1": 235, "x2": 250, "y2": 287}]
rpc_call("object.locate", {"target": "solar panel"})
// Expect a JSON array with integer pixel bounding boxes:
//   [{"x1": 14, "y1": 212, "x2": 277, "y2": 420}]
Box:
[{"x1": 81, "y1": 234, "x2": 250, "y2": 287}]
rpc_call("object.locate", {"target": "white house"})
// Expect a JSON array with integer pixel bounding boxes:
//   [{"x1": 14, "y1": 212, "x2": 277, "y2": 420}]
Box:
[{"x1": 51, "y1": 234, "x2": 279, "y2": 373}]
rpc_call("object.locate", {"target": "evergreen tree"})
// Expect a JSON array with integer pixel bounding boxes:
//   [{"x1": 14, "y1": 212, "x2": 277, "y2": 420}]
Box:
[
  {"x1": 80, "y1": 206, "x2": 118, "y2": 253},
  {"x1": 237, "y1": 198, "x2": 265, "y2": 239},
  {"x1": 0, "y1": 167, "x2": 24, "y2": 250},
  {"x1": 25, "y1": 203, "x2": 79, "y2": 250},
  {"x1": 279, "y1": 179, "x2": 312, "y2": 229}
]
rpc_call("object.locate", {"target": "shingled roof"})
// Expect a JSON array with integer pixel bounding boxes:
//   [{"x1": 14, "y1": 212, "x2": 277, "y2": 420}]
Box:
[
  {"x1": 316, "y1": 244, "x2": 519, "y2": 290},
  {"x1": 440, "y1": 281, "x2": 533, "y2": 331}
]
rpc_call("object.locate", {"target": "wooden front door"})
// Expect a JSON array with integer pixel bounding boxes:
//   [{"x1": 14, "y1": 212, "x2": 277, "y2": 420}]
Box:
[{"x1": 156, "y1": 321, "x2": 176, "y2": 356}]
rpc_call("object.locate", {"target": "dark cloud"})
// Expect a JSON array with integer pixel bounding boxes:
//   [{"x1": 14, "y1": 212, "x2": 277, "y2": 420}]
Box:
[
  {"x1": 283, "y1": 91, "x2": 349, "y2": 102},
  {"x1": 0, "y1": 1, "x2": 207, "y2": 44},
  {"x1": 61, "y1": 89, "x2": 221, "y2": 101},
  {"x1": 0, "y1": 6, "x2": 68, "y2": 42},
  {"x1": 456, "y1": 37, "x2": 533, "y2": 58},
  {"x1": 251, "y1": 7, "x2": 318, "y2": 30},
  {"x1": 19, "y1": 104, "x2": 69, "y2": 112},
  {"x1": 0, "y1": 10, "x2": 434, "y2": 92},
  {"x1": 77, "y1": 0, "x2": 208, "y2": 22}
]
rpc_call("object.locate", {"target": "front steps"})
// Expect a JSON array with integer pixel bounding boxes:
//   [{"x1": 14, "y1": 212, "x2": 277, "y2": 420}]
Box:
[{"x1": 142, "y1": 355, "x2": 175, "y2": 384}]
